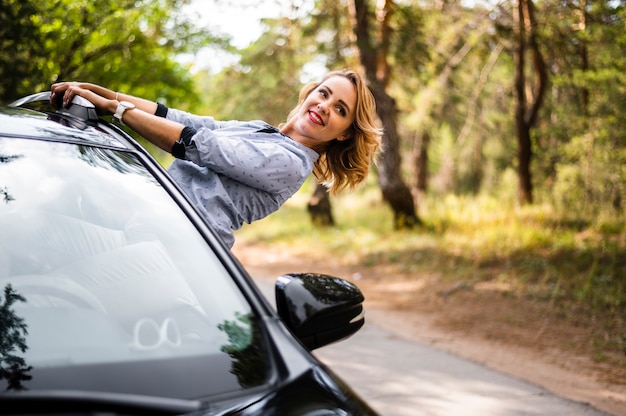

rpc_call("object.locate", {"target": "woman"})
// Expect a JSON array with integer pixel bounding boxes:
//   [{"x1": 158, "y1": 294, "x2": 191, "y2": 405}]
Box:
[{"x1": 51, "y1": 69, "x2": 382, "y2": 248}]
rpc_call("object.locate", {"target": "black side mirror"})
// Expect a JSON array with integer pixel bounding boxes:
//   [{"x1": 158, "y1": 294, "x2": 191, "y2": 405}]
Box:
[{"x1": 275, "y1": 273, "x2": 365, "y2": 350}]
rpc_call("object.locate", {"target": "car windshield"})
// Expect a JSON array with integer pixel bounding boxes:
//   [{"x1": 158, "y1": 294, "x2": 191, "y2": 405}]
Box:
[{"x1": 0, "y1": 137, "x2": 268, "y2": 398}]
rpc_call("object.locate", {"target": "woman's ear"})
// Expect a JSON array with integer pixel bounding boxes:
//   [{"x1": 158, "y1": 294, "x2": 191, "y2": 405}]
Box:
[{"x1": 337, "y1": 129, "x2": 352, "y2": 141}]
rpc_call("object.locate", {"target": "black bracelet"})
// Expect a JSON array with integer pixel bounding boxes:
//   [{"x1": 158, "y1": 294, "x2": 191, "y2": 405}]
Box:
[
  {"x1": 171, "y1": 126, "x2": 197, "y2": 159},
  {"x1": 171, "y1": 140, "x2": 186, "y2": 159},
  {"x1": 155, "y1": 102, "x2": 169, "y2": 118}
]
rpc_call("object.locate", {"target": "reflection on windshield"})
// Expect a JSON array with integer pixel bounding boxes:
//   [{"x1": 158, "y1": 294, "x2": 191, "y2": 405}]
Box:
[
  {"x1": 219, "y1": 313, "x2": 266, "y2": 388},
  {"x1": 0, "y1": 153, "x2": 22, "y2": 204},
  {"x1": 0, "y1": 285, "x2": 32, "y2": 391},
  {"x1": 0, "y1": 138, "x2": 268, "y2": 394}
]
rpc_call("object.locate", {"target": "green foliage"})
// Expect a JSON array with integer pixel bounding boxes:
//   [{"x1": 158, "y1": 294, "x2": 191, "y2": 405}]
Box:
[
  {"x1": 552, "y1": 129, "x2": 626, "y2": 216},
  {"x1": 0, "y1": 0, "x2": 43, "y2": 101},
  {"x1": 0, "y1": 0, "x2": 213, "y2": 109},
  {"x1": 195, "y1": 0, "x2": 356, "y2": 124},
  {"x1": 307, "y1": 0, "x2": 358, "y2": 68},
  {"x1": 535, "y1": 1, "x2": 626, "y2": 216},
  {"x1": 391, "y1": 3, "x2": 428, "y2": 70},
  {"x1": 195, "y1": 16, "x2": 306, "y2": 125}
]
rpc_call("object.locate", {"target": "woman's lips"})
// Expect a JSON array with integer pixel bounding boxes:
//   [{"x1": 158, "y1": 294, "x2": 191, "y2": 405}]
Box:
[{"x1": 308, "y1": 110, "x2": 324, "y2": 126}]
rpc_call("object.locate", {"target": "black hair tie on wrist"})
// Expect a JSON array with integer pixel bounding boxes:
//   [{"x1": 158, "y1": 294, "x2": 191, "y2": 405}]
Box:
[
  {"x1": 155, "y1": 103, "x2": 169, "y2": 118},
  {"x1": 171, "y1": 126, "x2": 197, "y2": 159}
]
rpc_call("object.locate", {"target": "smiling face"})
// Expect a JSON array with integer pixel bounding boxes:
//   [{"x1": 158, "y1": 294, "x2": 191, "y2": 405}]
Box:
[{"x1": 281, "y1": 76, "x2": 357, "y2": 151}]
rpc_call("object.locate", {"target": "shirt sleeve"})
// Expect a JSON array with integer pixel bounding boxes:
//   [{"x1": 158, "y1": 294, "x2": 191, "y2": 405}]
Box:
[
  {"x1": 183, "y1": 129, "x2": 317, "y2": 194},
  {"x1": 165, "y1": 108, "x2": 246, "y2": 131}
]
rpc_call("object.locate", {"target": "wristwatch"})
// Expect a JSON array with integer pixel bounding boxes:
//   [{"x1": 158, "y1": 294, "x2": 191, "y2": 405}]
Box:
[{"x1": 113, "y1": 101, "x2": 136, "y2": 125}]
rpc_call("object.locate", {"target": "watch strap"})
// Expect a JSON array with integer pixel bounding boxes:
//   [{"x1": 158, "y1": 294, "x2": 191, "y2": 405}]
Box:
[{"x1": 114, "y1": 101, "x2": 135, "y2": 125}]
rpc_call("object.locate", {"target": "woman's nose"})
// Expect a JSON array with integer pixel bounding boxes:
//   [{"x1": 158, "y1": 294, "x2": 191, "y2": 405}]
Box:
[{"x1": 317, "y1": 102, "x2": 328, "y2": 114}]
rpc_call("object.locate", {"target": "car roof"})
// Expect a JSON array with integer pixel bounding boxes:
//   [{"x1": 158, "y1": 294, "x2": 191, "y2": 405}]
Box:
[{"x1": 1, "y1": 92, "x2": 134, "y2": 150}]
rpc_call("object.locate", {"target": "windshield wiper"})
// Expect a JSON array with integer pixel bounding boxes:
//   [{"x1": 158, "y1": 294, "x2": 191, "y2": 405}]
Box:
[{"x1": 0, "y1": 389, "x2": 202, "y2": 415}]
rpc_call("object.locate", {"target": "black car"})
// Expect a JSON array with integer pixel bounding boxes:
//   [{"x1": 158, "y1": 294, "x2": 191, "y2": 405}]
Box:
[{"x1": 0, "y1": 93, "x2": 378, "y2": 415}]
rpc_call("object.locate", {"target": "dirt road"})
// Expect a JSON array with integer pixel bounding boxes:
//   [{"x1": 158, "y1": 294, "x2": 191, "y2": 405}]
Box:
[{"x1": 233, "y1": 242, "x2": 626, "y2": 416}]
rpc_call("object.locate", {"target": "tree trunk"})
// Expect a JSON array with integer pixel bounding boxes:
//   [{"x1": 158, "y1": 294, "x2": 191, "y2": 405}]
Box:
[
  {"x1": 307, "y1": 183, "x2": 335, "y2": 226},
  {"x1": 373, "y1": 86, "x2": 421, "y2": 228},
  {"x1": 472, "y1": 136, "x2": 484, "y2": 195},
  {"x1": 577, "y1": 0, "x2": 589, "y2": 116},
  {"x1": 348, "y1": 0, "x2": 421, "y2": 229},
  {"x1": 513, "y1": 0, "x2": 547, "y2": 205},
  {"x1": 413, "y1": 130, "x2": 430, "y2": 203}
]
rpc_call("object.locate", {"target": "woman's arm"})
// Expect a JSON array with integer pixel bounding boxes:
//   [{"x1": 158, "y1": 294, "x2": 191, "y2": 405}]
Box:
[
  {"x1": 114, "y1": 105, "x2": 185, "y2": 153},
  {"x1": 50, "y1": 82, "x2": 184, "y2": 153},
  {"x1": 51, "y1": 82, "x2": 158, "y2": 114}
]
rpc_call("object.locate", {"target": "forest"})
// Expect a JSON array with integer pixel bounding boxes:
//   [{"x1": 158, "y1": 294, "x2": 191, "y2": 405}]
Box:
[
  {"x1": 1, "y1": 0, "x2": 625, "y2": 374},
  {"x1": 2, "y1": 0, "x2": 625, "y2": 219}
]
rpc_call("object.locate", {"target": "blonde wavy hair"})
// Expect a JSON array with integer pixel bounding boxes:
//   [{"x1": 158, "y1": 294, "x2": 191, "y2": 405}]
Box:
[{"x1": 285, "y1": 69, "x2": 383, "y2": 195}]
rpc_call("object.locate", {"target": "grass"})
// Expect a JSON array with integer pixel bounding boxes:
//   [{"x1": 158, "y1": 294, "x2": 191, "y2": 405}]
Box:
[{"x1": 234, "y1": 180, "x2": 626, "y2": 363}]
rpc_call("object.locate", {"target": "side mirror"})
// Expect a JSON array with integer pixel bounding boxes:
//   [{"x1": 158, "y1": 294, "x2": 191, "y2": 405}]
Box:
[{"x1": 275, "y1": 273, "x2": 365, "y2": 350}]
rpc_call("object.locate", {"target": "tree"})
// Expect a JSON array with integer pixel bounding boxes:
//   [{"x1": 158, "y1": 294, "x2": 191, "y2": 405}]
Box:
[
  {"x1": 0, "y1": 0, "x2": 215, "y2": 109},
  {"x1": 0, "y1": 0, "x2": 41, "y2": 102},
  {"x1": 348, "y1": 0, "x2": 421, "y2": 228},
  {"x1": 197, "y1": 10, "x2": 308, "y2": 126},
  {"x1": 307, "y1": 183, "x2": 335, "y2": 226},
  {"x1": 539, "y1": 0, "x2": 626, "y2": 214},
  {"x1": 406, "y1": 2, "x2": 505, "y2": 198},
  {"x1": 513, "y1": 0, "x2": 547, "y2": 204}
]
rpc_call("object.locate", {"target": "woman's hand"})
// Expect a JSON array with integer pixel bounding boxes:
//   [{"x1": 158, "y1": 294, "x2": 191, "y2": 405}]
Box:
[{"x1": 50, "y1": 82, "x2": 117, "y2": 116}]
